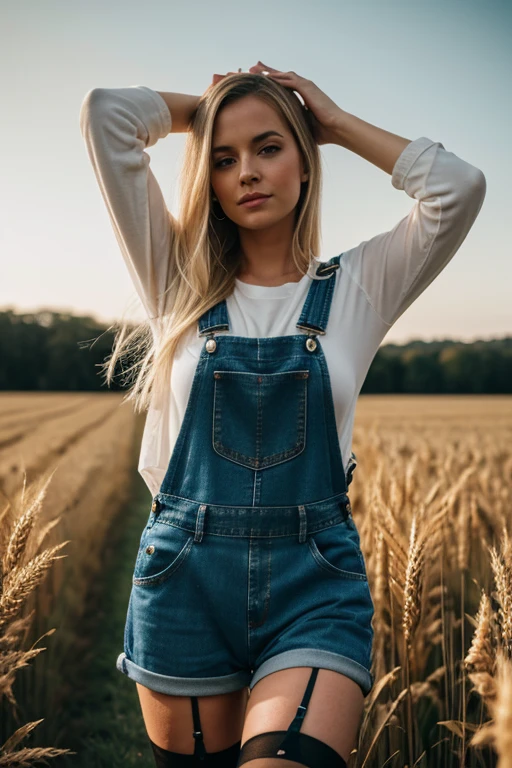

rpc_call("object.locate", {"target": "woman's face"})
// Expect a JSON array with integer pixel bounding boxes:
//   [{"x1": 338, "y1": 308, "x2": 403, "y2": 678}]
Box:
[{"x1": 210, "y1": 95, "x2": 308, "y2": 230}]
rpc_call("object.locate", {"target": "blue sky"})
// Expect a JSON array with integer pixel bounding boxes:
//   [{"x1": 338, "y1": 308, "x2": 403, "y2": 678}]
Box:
[{"x1": 1, "y1": 0, "x2": 510, "y2": 343}]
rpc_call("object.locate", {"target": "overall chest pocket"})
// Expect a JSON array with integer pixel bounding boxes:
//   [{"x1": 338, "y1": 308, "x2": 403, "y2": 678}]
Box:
[{"x1": 212, "y1": 369, "x2": 309, "y2": 470}]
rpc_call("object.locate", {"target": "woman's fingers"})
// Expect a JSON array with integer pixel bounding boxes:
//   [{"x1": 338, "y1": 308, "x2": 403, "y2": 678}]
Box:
[
  {"x1": 249, "y1": 62, "x2": 280, "y2": 75},
  {"x1": 211, "y1": 65, "x2": 293, "y2": 89},
  {"x1": 256, "y1": 60, "x2": 280, "y2": 72},
  {"x1": 211, "y1": 71, "x2": 238, "y2": 85}
]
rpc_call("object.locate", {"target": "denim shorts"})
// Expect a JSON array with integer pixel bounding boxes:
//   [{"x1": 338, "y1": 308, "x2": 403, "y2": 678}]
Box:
[{"x1": 117, "y1": 491, "x2": 375, "y2": 697}]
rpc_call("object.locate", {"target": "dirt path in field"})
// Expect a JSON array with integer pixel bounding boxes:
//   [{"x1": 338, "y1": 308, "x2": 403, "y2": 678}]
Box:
[{"x1": 52, "y1": 421, "x2": 156, "y2": 767}]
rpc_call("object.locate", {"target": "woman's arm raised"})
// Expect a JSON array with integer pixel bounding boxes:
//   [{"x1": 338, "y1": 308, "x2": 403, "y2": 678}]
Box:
[
  {"x1": 155, "y1": 91, "x2": 200, "y2": 133},
  {"x1": 339, "y1": 135, "x2": 487, "y2": 327},
  {"x1": 245, "y1": 64, "x2": 486, "y2": 328},
  {"x1": 330, "y1": 111, "x2": 412, "y2": 176},
  {"x1": 79, "y1": 86, "x2": 197, "y2": 323}
]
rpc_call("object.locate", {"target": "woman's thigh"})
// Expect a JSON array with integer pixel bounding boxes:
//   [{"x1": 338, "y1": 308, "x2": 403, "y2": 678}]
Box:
[
  {"x1": 240, "y1": 667, "x2": 364, "y2": 765},
  {"x1": 136, "y1": 682, "x2": 249, "y2": 754}
]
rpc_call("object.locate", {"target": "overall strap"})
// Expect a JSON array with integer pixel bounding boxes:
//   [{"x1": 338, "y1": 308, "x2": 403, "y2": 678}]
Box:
[
  {"x1": 296, "y1": 254, "x2": 341, "y2": 335},
  {"x1": 198, "y1": 298, "x2": 230, "y2": 337},
  {"x1": 197, "y1": 254, "x2": 342, "y2": 337}
]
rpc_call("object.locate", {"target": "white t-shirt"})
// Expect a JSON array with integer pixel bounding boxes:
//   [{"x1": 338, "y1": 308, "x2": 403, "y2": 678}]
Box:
[{"x1": 79, "y1": 85, "x2": 486, "y2": 498}]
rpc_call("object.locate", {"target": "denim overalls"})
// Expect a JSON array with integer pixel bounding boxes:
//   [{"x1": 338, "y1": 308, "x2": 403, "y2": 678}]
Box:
[{"x1": 117, "y1": 254, "x2": 375, "y2": 725}]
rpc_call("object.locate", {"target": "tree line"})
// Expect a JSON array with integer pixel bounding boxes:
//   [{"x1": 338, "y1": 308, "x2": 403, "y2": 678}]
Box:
[{"x1": 0, "y1": 309, "x2": 510, "y2": 394}]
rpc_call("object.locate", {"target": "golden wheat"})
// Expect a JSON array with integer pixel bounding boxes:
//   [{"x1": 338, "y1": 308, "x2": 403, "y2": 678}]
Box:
[
  {"x1": 350, "y1": 394, "x2": 512, "y2": 767},
  {"x1": 0, "y1": 391, "x2": 139, "y2": 764},
  {"x1": 1, "y1": 392, "x2": 510, "y2": 766}
]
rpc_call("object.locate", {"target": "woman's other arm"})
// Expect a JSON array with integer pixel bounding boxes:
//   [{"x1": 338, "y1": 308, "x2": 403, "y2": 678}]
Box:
[
  {"x1": 334, "y1": 125, "x2": 486, "y2": 327},
  {"x1": 155, "y1": 91, "x2": 200, "y2": 133},
  {"x1": 242, "y1": 65, "x2": 486, "y2": 329},
  {"x1": 79, "y1": 86, "x2": 197, "y2": 322},
  {"x1": 331, "y1": 111, "x2": 412, "y2": 176}
]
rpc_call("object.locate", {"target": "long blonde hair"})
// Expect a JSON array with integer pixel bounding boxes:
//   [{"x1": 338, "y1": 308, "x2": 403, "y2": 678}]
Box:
[{"x1": 101, "y1": 73, "x2": 323, "y2": 413}]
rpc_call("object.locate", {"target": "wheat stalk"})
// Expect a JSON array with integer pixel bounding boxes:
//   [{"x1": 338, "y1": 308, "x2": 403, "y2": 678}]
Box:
[{"x1": 489, "y1": 534, "x2": 512, "y2": 658}]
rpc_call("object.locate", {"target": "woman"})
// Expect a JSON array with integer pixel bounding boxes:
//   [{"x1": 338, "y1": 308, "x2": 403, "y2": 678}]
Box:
[{"x1": 79, "y1": 61, "x2": 486, "y2": 767}]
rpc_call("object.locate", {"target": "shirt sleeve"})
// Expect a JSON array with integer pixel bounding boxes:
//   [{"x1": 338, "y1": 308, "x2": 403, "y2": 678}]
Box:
[
  {"x1": 79, "y1": 85, "x2": 175, "y2": 322},
  {"x1": 342, "y1": 136, "x2": 487, "y2": 327}
]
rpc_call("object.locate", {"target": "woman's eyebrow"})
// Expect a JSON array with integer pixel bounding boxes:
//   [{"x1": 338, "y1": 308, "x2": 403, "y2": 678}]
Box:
[{"x1": 212, "y1": 130, "x2": 284, "y2": 155}]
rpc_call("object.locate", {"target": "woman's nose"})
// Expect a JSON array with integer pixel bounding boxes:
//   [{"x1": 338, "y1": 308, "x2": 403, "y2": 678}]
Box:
[{"x1": 239, "y1": 165, "x2": 260, "y2": 183}]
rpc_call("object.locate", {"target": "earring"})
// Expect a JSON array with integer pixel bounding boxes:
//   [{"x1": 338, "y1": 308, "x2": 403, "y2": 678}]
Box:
[{"x1": 211, "y1": 197, "x2": 226, "y2": 221}]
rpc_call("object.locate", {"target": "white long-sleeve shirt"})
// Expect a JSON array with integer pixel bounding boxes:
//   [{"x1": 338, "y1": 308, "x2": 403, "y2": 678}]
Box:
[{"x1": 79, "y1": 85, "x2": 487, "y2": 498}]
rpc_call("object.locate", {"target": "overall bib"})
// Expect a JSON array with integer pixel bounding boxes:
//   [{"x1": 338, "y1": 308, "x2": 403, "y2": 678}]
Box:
[{"x1": 117, "y1": 254, "x2": 375, "y2": 763}]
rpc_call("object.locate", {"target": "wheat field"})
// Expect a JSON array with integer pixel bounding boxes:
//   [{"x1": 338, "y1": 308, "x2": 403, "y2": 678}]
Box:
[
  {"x1": 0, "y1": 393, "x2": 511, "y2": 767},
  {"x1": 349, "y1": 395, "x2": 512, "y2": 767},
  {"x1": 0, "y1": 392, "x2": 140, "y2": 764}
]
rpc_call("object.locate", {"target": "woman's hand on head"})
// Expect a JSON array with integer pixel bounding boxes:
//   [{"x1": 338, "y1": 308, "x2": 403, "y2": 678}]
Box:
[
  {"x1": 247, "y1": 61, "x2": 346, "y2": 146},
  {"x1": 203, "y1": 63, "x2": 346, "y2": 146}
]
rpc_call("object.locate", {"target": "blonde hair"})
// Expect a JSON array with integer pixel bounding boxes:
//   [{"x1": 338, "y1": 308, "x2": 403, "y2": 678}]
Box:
[{"x1": 101, "y1": 73, "x2": 323, "y2": 413}]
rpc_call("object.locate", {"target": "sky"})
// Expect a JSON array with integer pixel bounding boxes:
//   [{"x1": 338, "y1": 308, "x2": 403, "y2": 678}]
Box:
[{"x1": 1, "y1": 0, "x2": 510, "y2": 344}]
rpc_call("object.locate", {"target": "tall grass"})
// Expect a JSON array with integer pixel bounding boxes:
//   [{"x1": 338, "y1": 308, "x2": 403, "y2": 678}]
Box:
[
  {"x1": 0, "y1": 392, "x2": 139, "y2": 761},
  {"x1": 352, "y1": 394, "x2": 512, "y2": 767},
  {"x1": 1, "y1": 392, "x2": 510, "y2": 766},
  {"x1": 0, "y1": 470, "x2": 75, "y2": 765}
]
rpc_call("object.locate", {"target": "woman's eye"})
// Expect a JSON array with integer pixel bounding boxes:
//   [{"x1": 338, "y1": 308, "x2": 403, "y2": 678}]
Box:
[
  {"x1": 214, "y1": 145, "x2": 281, "y2": 169},
  {"x1": 261, "y1": 145, "x2": 280, "y2": 156}
]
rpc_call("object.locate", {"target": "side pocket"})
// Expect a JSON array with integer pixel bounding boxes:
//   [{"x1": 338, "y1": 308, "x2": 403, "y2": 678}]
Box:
[
  {"x1": 133, "y1": 522, "x2": 195, "y2": 587},
  {"x1": 307, "y1": 522, "x2": 368, "y2": 581}
]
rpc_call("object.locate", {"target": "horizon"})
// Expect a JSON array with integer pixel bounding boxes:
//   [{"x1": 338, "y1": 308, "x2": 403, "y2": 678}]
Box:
[{"x1": 1, "y1": 303, "x2": 510, "y2": 348}]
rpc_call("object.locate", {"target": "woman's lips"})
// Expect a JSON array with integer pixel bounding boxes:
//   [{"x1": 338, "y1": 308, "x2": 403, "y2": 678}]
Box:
[{"x1": 240, "y1": 196, "x2": 272, "y2": 208}]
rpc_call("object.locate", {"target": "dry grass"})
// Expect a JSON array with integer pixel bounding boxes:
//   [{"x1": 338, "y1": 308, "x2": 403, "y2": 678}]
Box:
[
  {"x1": 350, "y1": 394, "x2": 512, "y2": 767},
  {"x1": 0, "y1": 392, "x2": 139, "y2": 765},
  {"x1": 1, "y1": 392, "x2": 511, "y2": 766}
]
